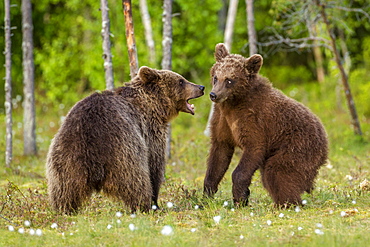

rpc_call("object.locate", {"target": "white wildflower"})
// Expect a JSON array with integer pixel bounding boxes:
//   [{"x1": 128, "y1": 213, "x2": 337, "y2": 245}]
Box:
[
  {"x1": 298, "y1": 227, "x2": 303, "y2": 231},
  {"x1": 340, "y1": 211, "x2": 347, "y2": 217},
  {"x1": 8, "y1": 225, "x2": 14, "y2": 231},
  {"x1": 36, "y1": 229, "x2": 42, "y2": 236},
  {"x1": 130, "y1": 214, "x2": 136, "y2": 218},
  {"x1": 190, "y1": 228, "x2": 197, "y2": 232},
  {"x1": 302, "y1": 200, "x2": 307, "y2": 205},
  {"x1": 51, "y1": 223, "x2": 58, "y2": 229},
  {"x1": 117, "y1": 219, "x2": 122, "y2": 224},
  {"x1": 161, "y1": 225, "x2": 173, "y2": 236},
  {"x1": 213, "y1": 215, "x2": 221, "y2": 224},
  {"x1": 167, "y1": 202, "x2": 174, "y2": 208},
  {"x1": 24, "y1": 220, "x2": 31, "y2": 227},
  {"x1": 295, "y1": 206, "x2": 301, "y2": 212},
  {"x1": 316, "y1": 223, "x2": 323, "y2": 228},
  {"x1": 129, "y1": 223, "x2": 137, "y2": 231},
  {"x1": 194, "y1": 205, "x2": 199, "y2": 210},
  {"x1": 223, "y1": 201, "x2": 229, "y2": 207},
  {"x1": 345, "y1": 175, "x2": 353, "y2": 181},
  {"x1": 29, "y1": 229, "x2": 35, "y2": 235},
  {"x1": 107, "y1": 224, "x2": 113, "y2": 229},
  {"x1": 152, "y1": 205, "x2": 158, "y2": 210},
  {"x1": 279, "y1": 213, "x2": 284, "y2": 218},
  {"x1": 250, "y1": 212, "x2": 254, "y2": 217},
  {"x1": 352, "y1": 200, "x2": 356, "y2": 204},
  {"x1": 18, "y1": 228, "x2": 25, "y2": 234},
  {"x1": 116, "y1": 212, "x2": 123, "y2": 217},
  {"x1": 267, "y1": 220, "x2": 272, "y2": 226},
  {"x1": 315, "y1": 229, "x2": 324, "y2": 235}
]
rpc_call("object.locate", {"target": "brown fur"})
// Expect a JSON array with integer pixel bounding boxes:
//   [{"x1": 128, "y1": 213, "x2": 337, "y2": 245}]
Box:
[
  {"x1": 204, "y1": 44, "x2": 328, "y2": 207},
  {"x1": 46, "y1": 66, "x2": 204, "y2": 214}
]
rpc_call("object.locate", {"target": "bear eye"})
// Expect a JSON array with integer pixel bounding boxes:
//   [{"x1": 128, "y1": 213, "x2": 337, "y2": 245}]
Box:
[
  {"x1": 225, "y1": 78, "x2": 234, "y2": 87},
  {"x1": 213, "y1": 76, "x2": 218, "y2": 85},
  {"x1": 179, "y1": 79, "x2": 185, "y2": 86}
]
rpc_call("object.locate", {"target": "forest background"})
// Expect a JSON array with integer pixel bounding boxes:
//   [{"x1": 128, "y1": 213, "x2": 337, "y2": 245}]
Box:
[{"x1": 1, "y1": 0, "x2": 370, "y2": 246}]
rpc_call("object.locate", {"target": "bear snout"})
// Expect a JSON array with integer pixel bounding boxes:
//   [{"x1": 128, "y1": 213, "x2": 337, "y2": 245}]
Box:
[{"x1": 210, "y1": 92, "x2": 217, "y2": 101}]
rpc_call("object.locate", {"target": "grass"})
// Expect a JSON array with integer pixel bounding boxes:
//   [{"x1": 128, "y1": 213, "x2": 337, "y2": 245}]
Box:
[{"x1": 1, "y1": 81, "x2": 369, "y2": 246}]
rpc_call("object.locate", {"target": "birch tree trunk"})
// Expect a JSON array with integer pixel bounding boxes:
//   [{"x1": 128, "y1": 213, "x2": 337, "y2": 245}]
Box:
[
  {"x1": 4, "y1": 0, "x2": 13, "y2": 166},
  {"x1": 205, "y1": 0, "x2": 238, "y2": 136},
  {"x1": 122, "y1": 0, "x2": 139, "y2": 78},
  {"x1": 162, "y1": 0, "x2": 173, "y2": 158},
  {"x1": 246, "y1": 0, "x2": 257, "y2": 56},
  {"x1": 317, "y1": 0, "x2": 362, "y2": 136},
  {"x1": 101, "y1": 0, "x2": 114, "y2": 90},
  {"x1": 22, "y1": 0, "x2": 37, "y2": 155},
  {"x1": 140, "y1": 0, "x2": 156, "y2": 64},
  {"x1": 224, "y1": 0, "x2": 239, "y2": 50}
]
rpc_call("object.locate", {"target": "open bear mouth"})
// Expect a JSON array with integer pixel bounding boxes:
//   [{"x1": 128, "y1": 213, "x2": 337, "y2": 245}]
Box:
[{"x1": 186, "y1": 98, "x2": 197, "y2": 115}]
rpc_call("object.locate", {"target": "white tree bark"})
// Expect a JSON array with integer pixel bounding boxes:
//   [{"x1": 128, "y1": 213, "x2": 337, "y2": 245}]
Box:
[
  {"x1": 22, "y1": 0, "x2": 37, "y2": 155},
  {"x1": 140, "y1": 0, "x2": 156, "y2": 64},
  {"x1": 4, "y1": 0, "x2": 13, "y2": 166},
  {"x1": 162, "y1": 0, "x2": 173, "y2": 158},
  {"x1": 224, "y1": 0, "x2": 239, "y2": 51},
  {"x1": 246, "y1": 0, "x2": 257, "y2": 56},
  {"x1": 101, "y1": 0, "x2": 114, "y2": 90}
]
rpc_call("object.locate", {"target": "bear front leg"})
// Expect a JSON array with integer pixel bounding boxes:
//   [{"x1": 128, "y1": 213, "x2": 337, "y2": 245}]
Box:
[
  {"x1": 204, "y1": 141, "x2": 235, "y2": 197},
  {"x1": 149, "y1": 150, "x2": 166, "y2": 209},
  {"x1": 232, "y1": 150, "x2": 262, "y2": 206}
]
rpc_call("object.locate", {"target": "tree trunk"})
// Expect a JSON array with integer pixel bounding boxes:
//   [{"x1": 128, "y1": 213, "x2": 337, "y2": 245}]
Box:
[
  {"x1": 246, "y1": 0, "x2": 257, "y2": 56},
  {"x1": 317, "y1": 1, "x2": 362, "y2": 136},
  {"x1": 4, "y1": 0, "x2": 13, "y2": 166},
  {"x1": 162, "y1": 0, "x2": 173, "y2": 159},
  {"x1": 140, "y1": 0, "x2": 156, "y2": 65},
  {"x1": 205, "y1": 0, "x2": 238, "y2": 136},
  {"x1": 22, "y1": 0, "x2": 37, "y2": 155},
  {"x1": 122, "y1": 0, "x2": 139, "y2": 78},
  {"x1": 100, "y1": 0, "x2": 114, "y2": 90},
  {"x1": 224, "y1": 0, "x2": 239, "y2": 50}
]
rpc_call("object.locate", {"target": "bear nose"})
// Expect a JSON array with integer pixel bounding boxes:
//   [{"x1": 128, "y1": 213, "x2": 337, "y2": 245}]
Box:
[
  {"x1": 199, "y1": 85, "x2": 205, "y2": 92},
  {"x1": 210, "y1": 92, "x2": 217, "y2": 101}
]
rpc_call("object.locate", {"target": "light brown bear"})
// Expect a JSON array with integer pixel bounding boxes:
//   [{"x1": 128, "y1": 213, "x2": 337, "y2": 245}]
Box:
[
  {"x1": 46, "y1": 66, "x2": 204, "y2": 214},
  {"x1": 204, "y1": 43, "x2": 328, "y2": 207}
]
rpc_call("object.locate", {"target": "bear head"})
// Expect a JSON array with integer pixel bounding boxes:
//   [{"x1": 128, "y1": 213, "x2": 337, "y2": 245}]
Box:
[
  {"x1": 210, "y1": 43, "x2": 263, "y2": 103},
  {"x1": 138, "y1": 66, "x2": 205, "y2": 116}
]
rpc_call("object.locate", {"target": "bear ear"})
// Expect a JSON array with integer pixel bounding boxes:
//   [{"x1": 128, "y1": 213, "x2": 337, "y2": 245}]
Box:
[
  {"x1": 138, "y1": 66, "x2": 160, "y2": 84},
  {"x1": 215, "y1": 43, "x2": 229, "y2": 62},
  {"x1": 245, "y1": 54, "x2": 263, "y2": 74}
]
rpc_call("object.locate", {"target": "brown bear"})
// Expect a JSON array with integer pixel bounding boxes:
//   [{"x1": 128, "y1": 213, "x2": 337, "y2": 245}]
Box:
[
  {"x1": 203, "y1": 43, "x2": 328, "y2": 207},
  {"x1": 46, "y1": 66, "x2": 204, "y2": 214}
]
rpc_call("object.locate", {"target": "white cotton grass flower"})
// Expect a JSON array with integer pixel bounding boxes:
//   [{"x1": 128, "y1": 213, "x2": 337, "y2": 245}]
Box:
[
  {"x1": 315, "y1": 229, "x2": 324, "y2": 235},
  {"x1": 352, "y1": 200, "x2": 356, "y2": 204},
  {"x1": 51, "y1": 223, "x2": 58, "y2": 229},
  {"x1": 279, "y1": 213, "x2": 284, "y2": 218},
  {"x1": 8, "y1": 225, "x2": 14, "y2": 232},
  {"x1": 240, "y1": 234, "x2": 244, "y2": 239},
  {"x1": 18, "y1": 228, "x2": 25, "y2": 234},
  {"x1": 166, "y1": 202, "x2": 174, "y2": 208},
  {"x1": 302, "y1": 199, "x2": 308, "y2": 205},
  {"x1": 152, "y1": 205, "x2": 158, "y2": 210},
  {"x1": 266, "y1": 220, "x2": 272, "y2": 226},
  {"x1": 129, "y1": 223, "x2": 137, "y2": 231},
  {"x1": 117, "y1": 219, "x2": 122, "y2": 224},
  {"x1": 250, "y1": 212, "x2": 254, "y2": 217},
  {"x1": 345, "y1": 175, "x2": 353, "y2": 181},
  {"x1": 36, "y1": 229, "x2": 42, "y2": 236},
  {"x1": 316, "y1": 223, "x2": 323, "y2": 228},
  {"x1": 161, "y1": 225, "x2": 173, "y2": 236},
  {"x1": 24, "y1": 220, "x2": 31, "y2": 227},
  {"x1": 213, "y1": 215, "x2": 221, "y2": 224},
  {"x1": 340, "y1": 211, "x2": 347, "y2": 217},
  {"x1": 130, "y1": 213, "x2": 136, "y2": 218},
  {"x1": 29, "y1": 229, "x2": 35, "y2": 235},
  {"x1": 194, "y1": 205, "x2": 199, "y2": 210},
  {"x1": 190, "y1": 228, "x2": 197, "y2": 233},
  {"x1": 116, "y1": 211, "x2": 123, "y2": 217},
  {"x1": 298, "y1": 227, "x2": 303, "y2": 231},
  {"x1": 295, "y1": 206, "x2": 301, "y2": 212},
  {"x1": 223, "y1": 201, "x2": 229, "y2": 207},
  {"x1": 107, "y1": 224, "x2": 113, "y2": 230}
]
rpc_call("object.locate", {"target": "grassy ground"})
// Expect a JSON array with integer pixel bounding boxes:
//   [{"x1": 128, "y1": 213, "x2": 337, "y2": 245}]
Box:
[{"x1": 0, "y1": 81, "x2": 369, "y2": 246}]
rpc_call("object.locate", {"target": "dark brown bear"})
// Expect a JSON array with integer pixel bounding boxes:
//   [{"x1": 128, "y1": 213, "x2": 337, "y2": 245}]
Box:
[
  {"x1": 46, "y1": 66, "x2": 204, "y2": 214},
  {"x1": 204, "y1": 43, "x2": 328, "y2": 207}
]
